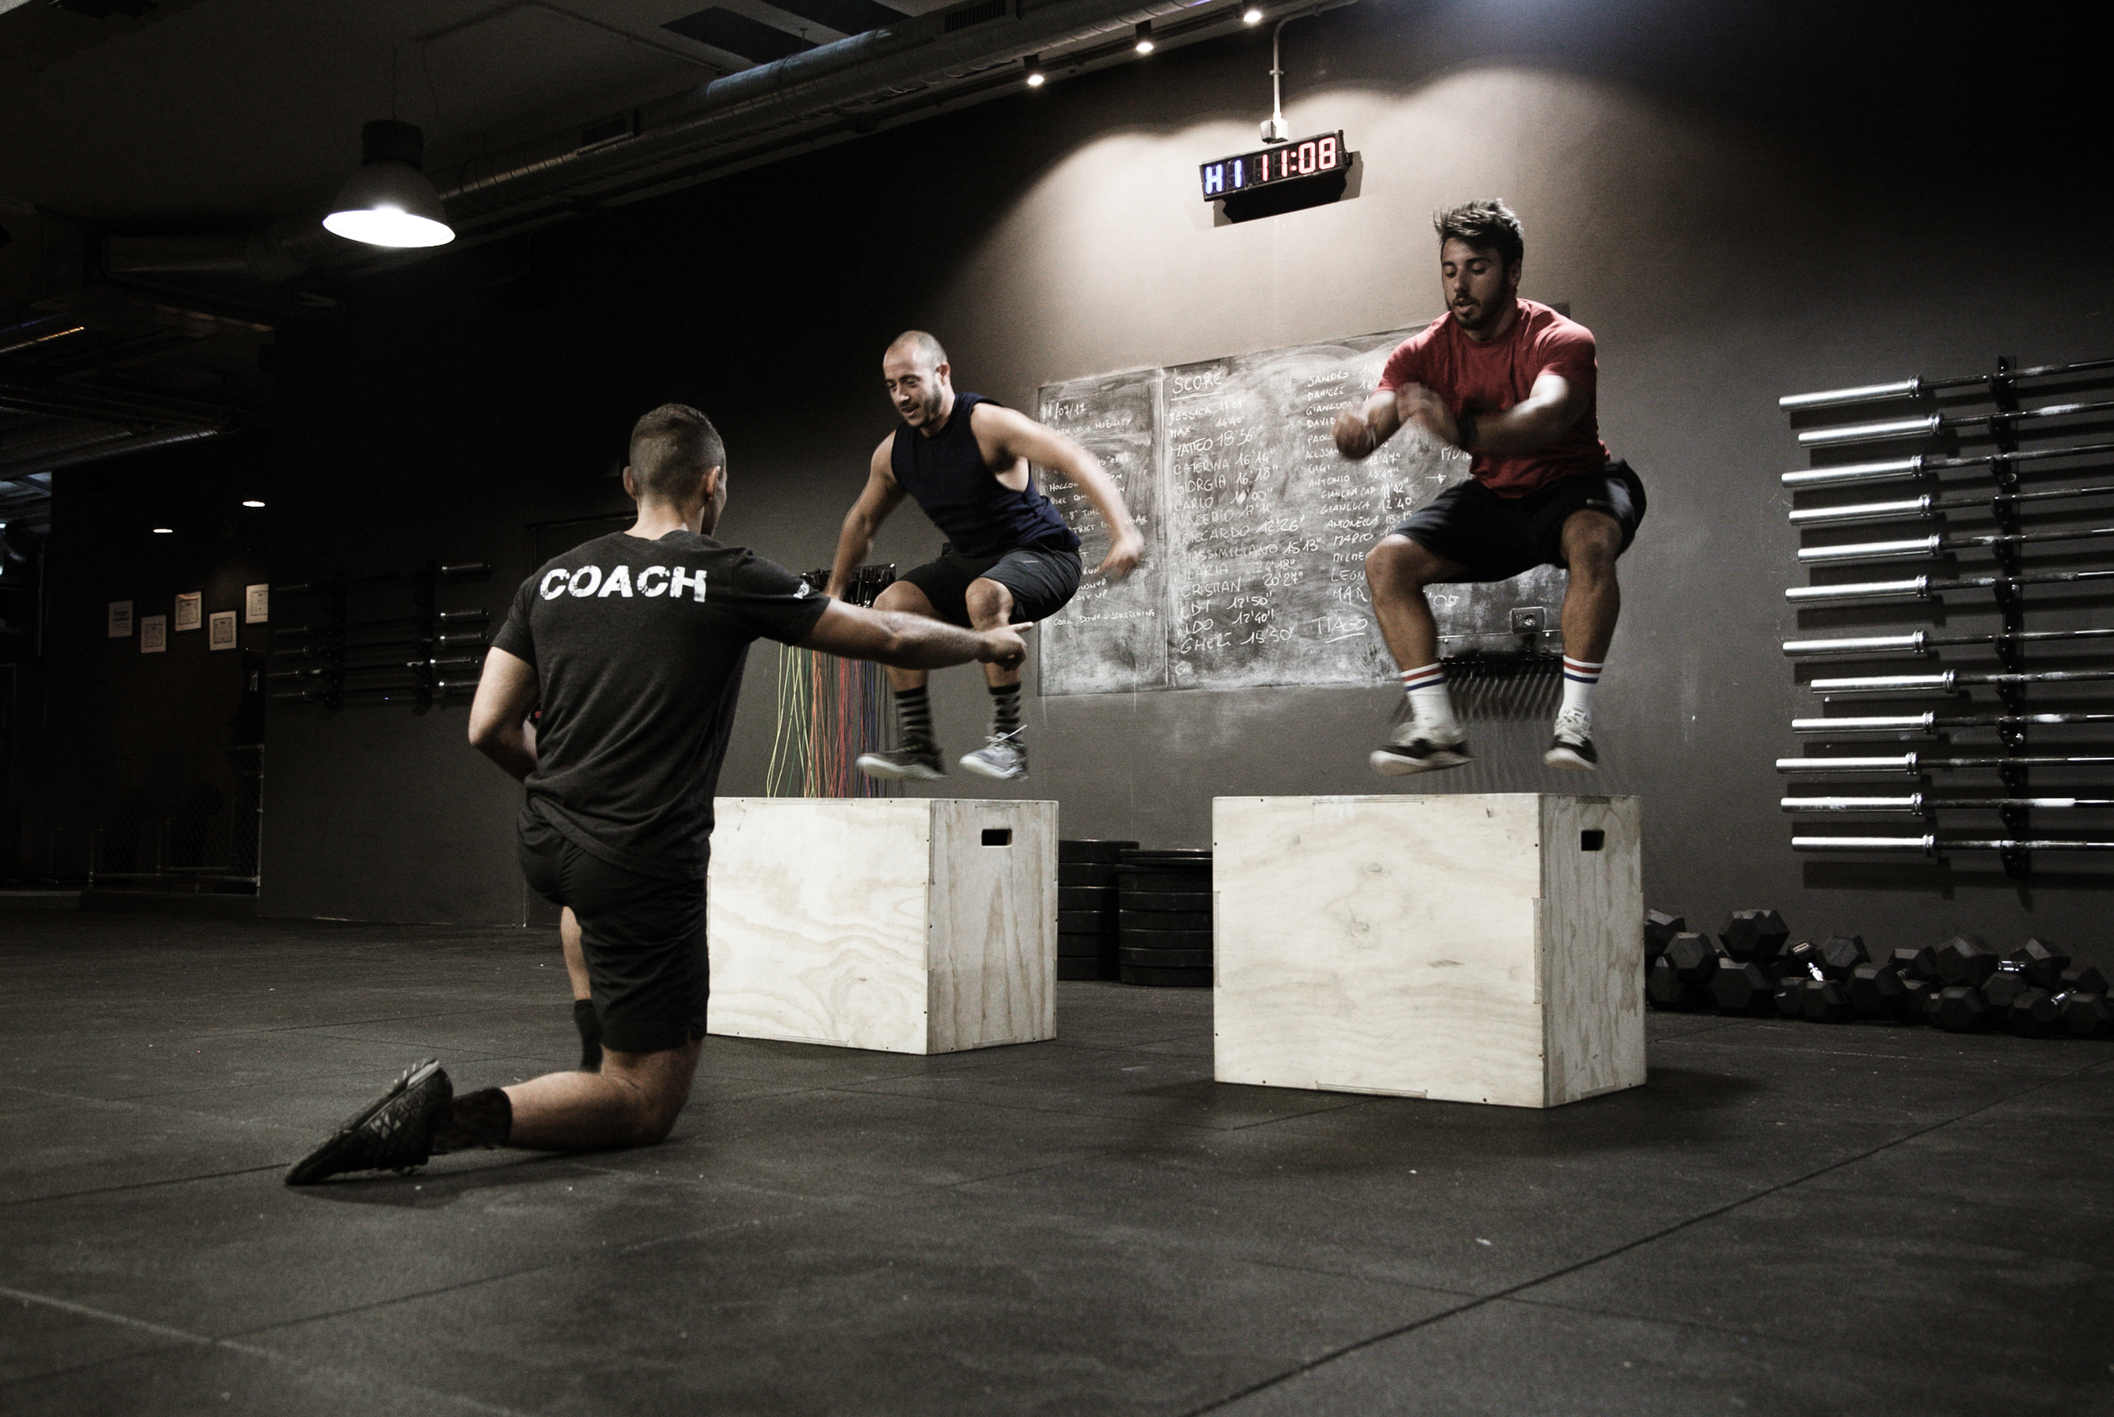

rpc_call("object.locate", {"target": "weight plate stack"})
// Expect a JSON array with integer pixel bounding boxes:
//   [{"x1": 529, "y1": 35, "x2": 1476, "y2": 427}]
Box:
[
  {"x1": 1116, "y1": 848, "x2": 1211, "y2": 986},
  {"x1": 1056, "y1": 840, "x2": 1135, "y2": 980}
]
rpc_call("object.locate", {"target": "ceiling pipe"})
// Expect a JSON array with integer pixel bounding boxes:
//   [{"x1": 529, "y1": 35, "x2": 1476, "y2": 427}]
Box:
[
  {"x1": 433, "y1": 0, "x2": 1208, "y2": 221},
  {"x1": 0, "y1": 423, "x2": 225, "y2": 482},
  {"x1": 102, "y1": 217, "x2": 369, "y2": 285}
]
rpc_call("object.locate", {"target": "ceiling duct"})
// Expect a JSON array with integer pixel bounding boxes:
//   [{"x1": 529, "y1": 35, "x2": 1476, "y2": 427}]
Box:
[
  {"x1": 435, "y1": 0, "x2": 1201, "y2": 221},
  {"x1": 102, "y1": 217, "x2": 370, "y2": 285},
  {"x1": 0, "y1": 422, "x2": 224, "y2": 483}
]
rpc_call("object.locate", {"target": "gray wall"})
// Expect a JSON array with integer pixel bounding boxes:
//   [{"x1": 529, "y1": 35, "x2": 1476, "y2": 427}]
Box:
[{"x1": 228, "y1": 0, "x2": 2113, "y2": 949}]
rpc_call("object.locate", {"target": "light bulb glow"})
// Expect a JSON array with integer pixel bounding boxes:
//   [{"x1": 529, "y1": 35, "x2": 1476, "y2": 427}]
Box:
[
  {"x1": 1242, "y1": 5, "x2": 1263, "y2": 20},
  {"x1": 1135, "y1": 21, "x2": 1153, "y2": 52},
  {"x1": 152, "y1": 527, "x2": 174, "y2": 534},
  {"x1": 1135, "y1": 36, "x2": 1154, "y2": 51},
  {"x1": 242, "y1": 500, "x2": 266, "y2": 508},
  {"x1": 322, "y1": 205, "x2": 455, "y2": 249},
  {"x1": 1026, "y1": 70, "x2": 1045, "y2": 86}
]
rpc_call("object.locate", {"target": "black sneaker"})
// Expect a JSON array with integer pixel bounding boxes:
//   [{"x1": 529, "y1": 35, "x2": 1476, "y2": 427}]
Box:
[
  {"x1": 855, "y1": 741, "x2": 946, "y2": 781},
  {"x1": 1369, "y1": 722, "x2": 1472, "y2": 777},
  {"x1": 285, "y1": 1059, "x2": 452, "y2": 1185},
  {"x1": 1543, "y1": 709, "x2": 1598, "y2": 771}
]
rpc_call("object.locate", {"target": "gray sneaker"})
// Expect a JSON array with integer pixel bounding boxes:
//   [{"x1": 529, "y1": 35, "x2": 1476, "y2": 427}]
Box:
[
  {"x1": 1543, "y1": 709, "x2": 1598, "y2": 771},
  {"x1": 857, "y1": 741, "x2": 946, "y2": 781},
  {"x1": 285, "y1": 1058, "x2": 452, "y2": 1185},
  {"x1": 960, "y1": 731, "x2": 1028, "y2": 781},
  {"x1": 1368, "y1": 720, "x2": 1472, "y2": 777}
]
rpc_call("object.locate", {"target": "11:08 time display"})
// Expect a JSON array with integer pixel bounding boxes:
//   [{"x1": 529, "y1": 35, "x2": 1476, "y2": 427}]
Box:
[{"x1": 1199, "y1": 131, "x2": 1346, "y2": 201}]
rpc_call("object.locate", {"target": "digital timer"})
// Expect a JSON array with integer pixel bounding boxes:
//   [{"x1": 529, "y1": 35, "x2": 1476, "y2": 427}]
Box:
[{"x1": 1199, "y1": 131, "x2": 1346, "y2": 202}]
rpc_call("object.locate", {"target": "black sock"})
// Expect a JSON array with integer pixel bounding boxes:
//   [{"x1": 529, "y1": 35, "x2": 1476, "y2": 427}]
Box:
[
  {"x1": 895, "y1": 686, "x2": 934, "y2": 746},
  {"x1": 430, "y1": 1087, "x2": 512, "y2": 1153},
  {"x1": 988, "y1": 681, "x2": 1021, "y2": 737},
  {"x1": 573, "y1": 997, "x2": 603, "y2": 1072}
]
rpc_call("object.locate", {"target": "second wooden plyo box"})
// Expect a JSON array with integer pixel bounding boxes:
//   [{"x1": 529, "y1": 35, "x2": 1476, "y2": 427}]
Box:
[
  {"x1": 1213, "y1": 793, "x2": 1645, "y2": 1108},
  {"x1": 705, "y1": 797, "x2": 1057, "y2": 1055}
]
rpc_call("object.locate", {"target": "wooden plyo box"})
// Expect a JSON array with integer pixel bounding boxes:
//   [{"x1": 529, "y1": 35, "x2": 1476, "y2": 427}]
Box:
[
  {"x1": 706, "y1": 798, "x2": 1057, "y2": 1054},
  {"x1": 1213, "y1": 793, "x2": 1644, "y2": 1108}
]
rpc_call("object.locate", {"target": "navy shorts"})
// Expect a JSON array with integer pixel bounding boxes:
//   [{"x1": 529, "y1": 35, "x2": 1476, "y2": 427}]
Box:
[
  {"x1": 517, "y1": 811, "x2": 707, "y2": 1055},
  {"x1": 897, "y1": 540, "x2": 1083, "y2": 626},
  {"x1": 1390, "y1": 459, "x2": 1647, "y2": 583}
]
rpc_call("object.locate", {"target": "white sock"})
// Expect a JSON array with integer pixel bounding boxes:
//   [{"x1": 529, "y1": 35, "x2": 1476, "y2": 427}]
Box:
[
  {"x1": 1560, "y1": 656, "x2": 1603, "y2": 729},
  {"x1": 1400, "y1": 664, "x2": 1459, "y2": 737}
]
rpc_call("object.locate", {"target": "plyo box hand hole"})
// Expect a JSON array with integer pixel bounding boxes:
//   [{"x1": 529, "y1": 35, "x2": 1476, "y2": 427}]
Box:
[
  {"x1": 982, "y1": 828, "x2": 1013, "y2": 847},
  {"x1": 1581, "y1": 830, "x2": 1605, "y2": 851}
]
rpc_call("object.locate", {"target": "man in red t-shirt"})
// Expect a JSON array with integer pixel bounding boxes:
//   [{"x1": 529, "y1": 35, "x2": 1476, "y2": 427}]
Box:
[{"x1": 1333, "y1": 199, "x2": 1645, "y2": 775}]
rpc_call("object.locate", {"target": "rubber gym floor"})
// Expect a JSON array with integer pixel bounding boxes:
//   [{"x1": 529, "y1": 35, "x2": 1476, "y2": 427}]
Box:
[{"x1": 0, "y1": 913, "x2": 2107, "y2": 1416}]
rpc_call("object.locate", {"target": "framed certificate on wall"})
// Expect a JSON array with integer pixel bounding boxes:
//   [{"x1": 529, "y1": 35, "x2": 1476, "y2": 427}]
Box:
[
  {"x1": 141, "y1": 615, "x2": 167, "y2": 653},
  {"x1": 175, "y1": 592, "x2": 202, "y2": 632},
  {"x1": 209, "y1": 611, "x2": 238, "y2": 650}
]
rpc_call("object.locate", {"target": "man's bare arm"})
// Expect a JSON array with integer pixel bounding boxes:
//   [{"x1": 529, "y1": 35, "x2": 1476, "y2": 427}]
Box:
[
  {"x1": 1332, "y1": 389, "x2": 1405, "y2": 461},
  {"x1": 467, "y1": 646, "x2": 541, "y2": 781},
  {"x1": 1396, "y1": 369, "x2": 1585, "y2": 455},
  {"x1": 975, "y1": 404, "x2": 1145, "y2": 581},
  {"x1": 825, "y1": 437, "x2": 909, "y2": 598},
  {"x1": 799, "y1": 602, "x2": 1028, "y2": 672}
]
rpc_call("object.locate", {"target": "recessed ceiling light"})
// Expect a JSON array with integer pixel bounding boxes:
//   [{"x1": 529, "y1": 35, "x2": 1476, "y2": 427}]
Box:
[
  {"x1": 1025, "y1": 54, "x2": 1046, "y2": 86},
  {"x1": 152, "y1": 527, "x2": 174, "y2": 535},
  {"x1": 1242, "y1": 5, "x2": 1263, "y2": 22},
  {"x1": 1134, "y1": 21, "x2": 1154, "y2": 52},
  {"x1": 242, "y1": 499, "x2": 266, "y2": 508}
]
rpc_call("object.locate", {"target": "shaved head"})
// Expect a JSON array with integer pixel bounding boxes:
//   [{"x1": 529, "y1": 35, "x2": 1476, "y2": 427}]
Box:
[{"x1": 887, "y1": 330, "x2": 948, "y2": 372}]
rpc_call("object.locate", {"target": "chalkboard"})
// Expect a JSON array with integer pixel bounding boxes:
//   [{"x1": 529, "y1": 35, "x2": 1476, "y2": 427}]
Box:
[{"x1": 1037, "y1": 328, "x2": 1565, "y2": 695}]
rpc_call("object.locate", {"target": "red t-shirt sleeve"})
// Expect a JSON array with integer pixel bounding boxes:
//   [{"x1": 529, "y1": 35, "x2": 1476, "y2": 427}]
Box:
[
  {"x1": 1530, "y1": 321, "x2": 1597, "y2": 399},
  {"x1": 1375, "y1": 331, "x2": 1430, "y2": 393}
]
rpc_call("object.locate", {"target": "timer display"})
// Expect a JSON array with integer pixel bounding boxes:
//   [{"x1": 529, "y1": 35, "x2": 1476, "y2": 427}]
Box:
[{"x1": 1199, "y1": 132, "x2": 1346, "y2": 201}]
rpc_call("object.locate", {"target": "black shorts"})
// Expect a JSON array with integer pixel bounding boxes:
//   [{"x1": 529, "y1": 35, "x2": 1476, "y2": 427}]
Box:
[
  {"x1": 1390, "y1": 459, "x2": 1647, "y2": 583},
  {"x1": 896, "y1": 541, "x2": 1083, "y2": 627},
  {"x1": 517, "y1": 812, "x2": 707, "y2": 1055}
]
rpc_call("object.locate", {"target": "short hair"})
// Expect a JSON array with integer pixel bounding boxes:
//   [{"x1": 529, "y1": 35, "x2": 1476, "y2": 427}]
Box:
[
  {"x1": 887, "y1": 330, "x2": 948, "y2": 371},
  {"x1": 627, "y1": 403, "x2": 725, "y2": 502},
  {"x1": 1433, "y1": 199, "x2": 1524, "y2": 269}
]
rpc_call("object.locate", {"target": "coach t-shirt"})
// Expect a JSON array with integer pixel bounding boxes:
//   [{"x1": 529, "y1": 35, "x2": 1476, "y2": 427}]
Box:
[
  {"x1": 491, "y1": 529, "x2": 830, "y2": 878},
  {"x1": 1377, "y1": 298, "x2": 1610, "y2": 496}
]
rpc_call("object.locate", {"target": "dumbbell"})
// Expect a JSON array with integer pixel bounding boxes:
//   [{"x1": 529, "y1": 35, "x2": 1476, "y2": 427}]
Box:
[
  {"x1": 1781, "y1": 939, "x2": 1828, "y2": 981},
  {"x1": 2062, "y1": 963, "x2": 2108, "y2": 994},
  {"x1": 1933, "y1": 984, "x2": 1991, "y2": 1032},
  {"x1": 1709, "y1": 960, "x2": 1776, "y2": 1015},
  {"x1": 1719, "y1": 909, "x2": 1789, "y2": 962},
  {"x1": 2007, "y1": 988, "x2": 2065, "y2": 1038},
  {"x1": 1900, "y1": 976, "x2": 1938, "y2": 1021},
  {"x1": 1648, "y1": 948, "x2": 1716, "y2": 1010},
  {"x1": 2008, "y1": 938, "x2": 2070, "y2": 989},
  {"x1": 1981, "y1": 960, "x2": 2036, "y2": 1012},
  {"x1": 2060, "y1": 991, "x2": 2114, "y2": 1038},
  {"x1": 1645, "y1": 910, "x2": 1686, "y2": 962},
  {"x1": 1890, "y1": 946, "x2": 1940, "y2": 983},
  {"x1": 1848, "y1": 961, "x2": 1915, "y2": 1021},
  {"x1": 1819, "y1": 935, "x2": 1869, "y2": 975},
  {"x1": 1935, "y1": 934, "x2": 2000, "y2": 986}
]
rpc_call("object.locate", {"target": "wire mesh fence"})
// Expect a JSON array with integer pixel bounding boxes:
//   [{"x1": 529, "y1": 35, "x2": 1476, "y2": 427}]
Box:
[{"x1": 88, "y1": 747, "x2": 262, "y2": 893}]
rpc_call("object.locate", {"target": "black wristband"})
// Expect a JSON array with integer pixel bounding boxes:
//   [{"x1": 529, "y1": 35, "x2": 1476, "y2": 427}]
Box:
[{"x1": 1455, "y1": 408, "x2": 1479, "y2": 450}]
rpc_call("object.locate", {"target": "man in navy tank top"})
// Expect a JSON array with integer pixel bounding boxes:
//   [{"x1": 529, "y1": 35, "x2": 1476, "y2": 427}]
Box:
[
  {"x1": 1332, "y1": 200, "x2": 1646, "y2": 777},
  {"x1": 828, "y1": 330, "x2": 1144, "y2": 781}
]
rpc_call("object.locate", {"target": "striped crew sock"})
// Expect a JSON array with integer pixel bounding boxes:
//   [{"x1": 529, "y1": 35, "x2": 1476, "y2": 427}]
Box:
[
  {"x1": 988, "y1": 681, "x2": 1022, "y2": 738},
  {"x1": 1400, "y1": 663, "x2": 1459, "y2": 738},
  {"x1": 894, "y1": 686, "x2": 934, "y2": 747},
  {"x1": 1560, "y1": 656, "x2": 1604, "y2": 727}
]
